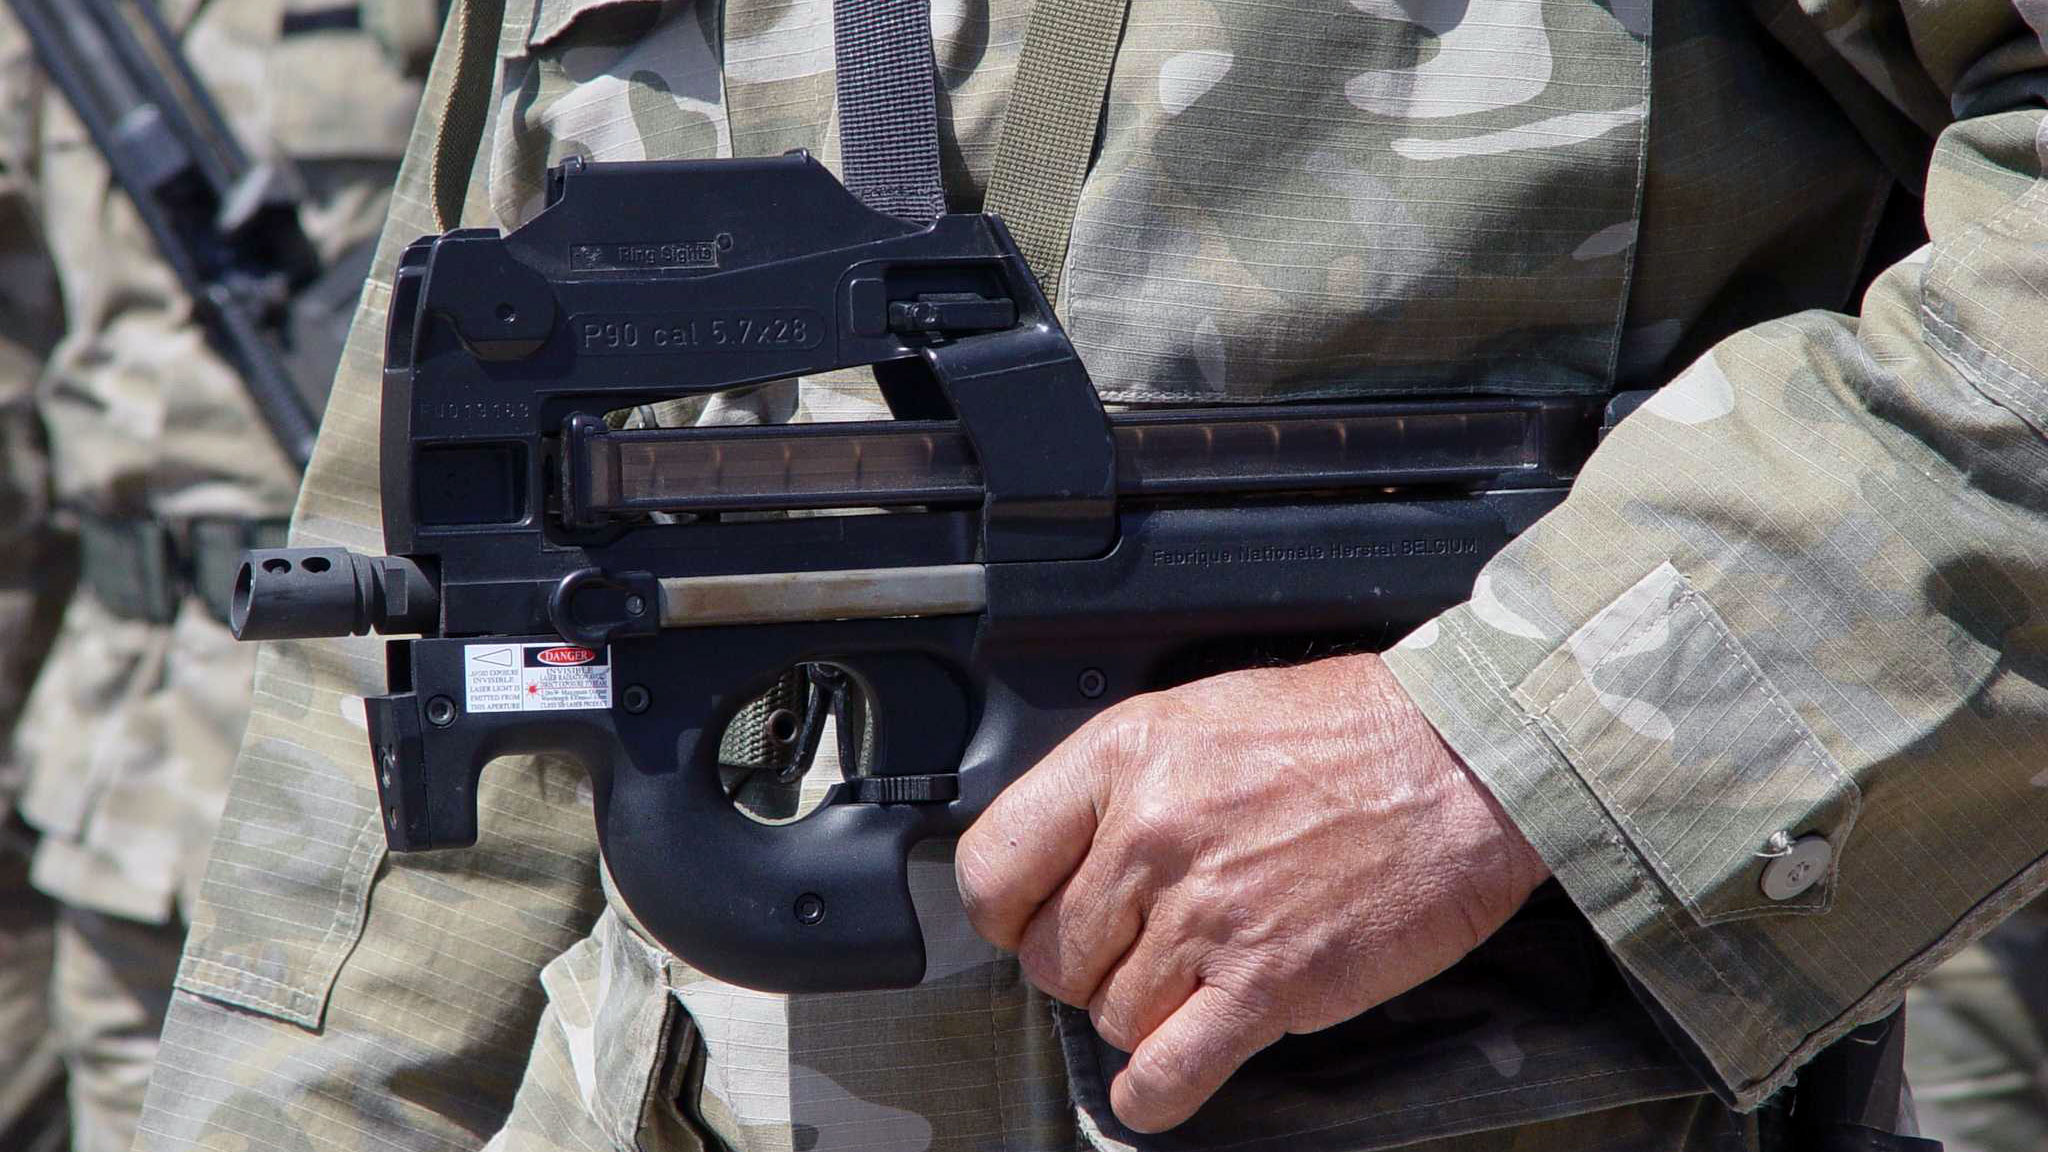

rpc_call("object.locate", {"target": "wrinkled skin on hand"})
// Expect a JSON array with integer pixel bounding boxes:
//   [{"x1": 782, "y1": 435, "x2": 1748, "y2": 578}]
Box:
[{"x1": 956, "y1": 653, "x2": 1551, "y2": 1133}]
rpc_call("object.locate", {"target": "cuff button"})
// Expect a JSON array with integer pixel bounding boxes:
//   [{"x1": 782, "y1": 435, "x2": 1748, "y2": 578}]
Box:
[{"x1": 1760, "y1": 835, "x2": 1832, "y2": 901}]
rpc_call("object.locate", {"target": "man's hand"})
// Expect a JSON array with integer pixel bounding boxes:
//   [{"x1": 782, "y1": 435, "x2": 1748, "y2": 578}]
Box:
[{"x1": 955, "y1": 653, "x2": 1549, "y2": 1133}]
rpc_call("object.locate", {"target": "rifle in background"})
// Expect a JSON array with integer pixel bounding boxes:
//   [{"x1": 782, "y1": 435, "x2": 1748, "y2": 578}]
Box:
[{"x1": 8, "y1": 0, "x2": 326, "y2": 469}]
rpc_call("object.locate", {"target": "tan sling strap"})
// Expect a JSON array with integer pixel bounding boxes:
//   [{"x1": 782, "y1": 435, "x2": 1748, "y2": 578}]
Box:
[
  {"x1": 430, "y1": 0, "x2": 508, "y2": 230},
  {"x1": 983, "y1": 0, "x2": 1134, "y2": 307}
]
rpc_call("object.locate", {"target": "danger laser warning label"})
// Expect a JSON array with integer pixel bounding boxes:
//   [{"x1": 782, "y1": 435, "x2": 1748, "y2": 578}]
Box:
[{"x1": 465, "y1": 643, "x2": 612, "y2": 713}]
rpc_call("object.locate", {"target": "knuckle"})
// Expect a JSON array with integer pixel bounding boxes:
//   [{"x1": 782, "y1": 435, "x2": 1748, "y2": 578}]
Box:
[
  {"x1": 1017, "y1": 925, "x2": 1089, "y2": 1006},
  {"x1": 1107, "y1": 709, "x2": 1156, "y2": 764},
  {"x1": 1014, "y1": 928, "x2": 1053, "y2": 981},
  {"x1": 1020, "y1": 956, "x2": 1088, "y2": 1007},
  {"x1": 1209, "y1": 965, "x2": 1280, "y2": 1022},
  {"x1": 953, "y1": 844, "x2": 992, "y2": 910},
  {"x1": 1191, "y1": 966, "x2": 1281, "y2": 1037},
  {"x1": 1086, "y1": 695, "x2": 1174, "y2": 769},
  {"x1": 1017, "y1": 910, "x2": 1080, "y2": 999},
  {"x1": 1123, "y1": 1035, "x2": 1185, "y2": 1101},
  {"x1": 1182, "y1": 873, "x2": 1239, "y2": 924},
  {"x1": 953, "y1": 843, "x2": 1014, "y2": 941},
  {"x1": 1120, "y1": 789, "x2": 1185, "y2": 852},
  {"x1": 1090, "y1": 995, "x2": 1138, "y2": 1052}
]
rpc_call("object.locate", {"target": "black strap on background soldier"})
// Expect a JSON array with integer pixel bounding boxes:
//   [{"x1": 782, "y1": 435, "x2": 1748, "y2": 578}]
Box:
[{"x1": 6, "y1": 0, "x2": 337, "y2": 470}]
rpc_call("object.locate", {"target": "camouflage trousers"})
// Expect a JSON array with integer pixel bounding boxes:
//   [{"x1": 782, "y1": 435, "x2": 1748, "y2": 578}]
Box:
[
  {"x1": 12, "y1": 593, "x2": 247, "y2": 1151},
  {"x1": 1906, "y1": 905, "x2": 2048, "y2": 1152},
  {"x1": 483, "y1": 747, "x2": 1782, "y2": 1152},
  {"x1": 0, "y1": 845, "x2": 187, "y2": 1152},
  {"x1": 0, "y1": 847, "x2": 63, "y2": 1152},
  {"x1": 481, "y1": 906, "x2": 1771, "y2": 1152},
  {"x1": 52, "y1": 907, "x2": 184, "y2": 1152}
]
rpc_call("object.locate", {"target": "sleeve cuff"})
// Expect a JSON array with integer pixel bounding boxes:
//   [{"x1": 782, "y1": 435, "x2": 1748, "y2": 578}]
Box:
[{"x1": 1384, "y1": 575, "x2": 1884, "y2": 1111}]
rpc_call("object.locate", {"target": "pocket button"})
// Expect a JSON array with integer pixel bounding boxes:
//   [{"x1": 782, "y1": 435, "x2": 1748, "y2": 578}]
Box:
[{"x1": 1760, "y1": 836, "x2": 1832, "y2": 901}]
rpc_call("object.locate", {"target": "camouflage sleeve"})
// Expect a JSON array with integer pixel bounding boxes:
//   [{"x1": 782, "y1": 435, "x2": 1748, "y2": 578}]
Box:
[
  {"x1": 133, "y1": 10, "x2": 604, "y2": 1152},
  {"x1": 1383, "y1": 0, "x2": 2048, "y2": 1114}
]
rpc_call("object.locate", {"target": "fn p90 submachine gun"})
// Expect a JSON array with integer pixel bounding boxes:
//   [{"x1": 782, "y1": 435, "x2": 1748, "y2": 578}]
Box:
[{"x1": 232, "y1": 155, "x2": 1597, "y2": 993}]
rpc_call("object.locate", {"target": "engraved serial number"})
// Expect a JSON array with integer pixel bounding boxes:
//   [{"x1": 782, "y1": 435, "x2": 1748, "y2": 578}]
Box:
[
  {"x1": 574, "y1": 310, "x2": 825, "y2": 354},
  {"x1": 428, "y1": 399, "x2": 532, "y2": 423}
]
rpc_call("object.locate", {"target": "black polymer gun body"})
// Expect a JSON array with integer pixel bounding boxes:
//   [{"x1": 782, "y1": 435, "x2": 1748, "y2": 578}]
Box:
[{"x1": 232, "y1": 155, "x2": 1596, "y2": 994}]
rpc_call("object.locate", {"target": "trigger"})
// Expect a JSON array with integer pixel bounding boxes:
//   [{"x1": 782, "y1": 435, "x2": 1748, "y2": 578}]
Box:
[
  {"x1": 845, "y1": 775, "x2": 959, "y2": 804},
  {"x1": 818, "y1": 663, "x2": 956, "y2": 803}
]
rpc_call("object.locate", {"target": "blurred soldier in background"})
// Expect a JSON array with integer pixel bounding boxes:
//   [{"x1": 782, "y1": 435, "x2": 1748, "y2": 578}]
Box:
[
  {"x1": 1909, "y1": 905, "x2": 2048, "y2": 1152},
  {"x1": 0, "y1": 12, "x2": 71, "y2": 1152},
  {"x1": 0, "y1": 3, "x2": 438, "y2": 1150}
]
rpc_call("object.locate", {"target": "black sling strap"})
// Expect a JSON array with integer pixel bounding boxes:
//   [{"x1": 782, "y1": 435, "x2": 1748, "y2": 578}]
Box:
[{"x1": 832, "y1": 0, "x2": 947, "y2": 223}]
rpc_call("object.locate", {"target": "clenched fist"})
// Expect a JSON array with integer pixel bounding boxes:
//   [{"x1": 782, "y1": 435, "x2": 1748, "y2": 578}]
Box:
[{"x1": 955, "y1": 653, "x2": 1549, "y2": 1133}]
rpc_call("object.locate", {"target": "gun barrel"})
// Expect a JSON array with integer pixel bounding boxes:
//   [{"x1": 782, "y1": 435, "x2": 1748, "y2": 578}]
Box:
[{"x1": 657, "y1": 565, "x2": 987, "y2": 627}]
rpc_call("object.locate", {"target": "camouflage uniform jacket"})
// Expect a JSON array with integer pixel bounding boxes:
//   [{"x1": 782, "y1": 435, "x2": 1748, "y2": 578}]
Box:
[
  {"x1": 8, "y1": 0, "x2": 425, "y2": 923},
  {"x1": 139, "y1": 0, "x2": 2048, "y2": 1150}
]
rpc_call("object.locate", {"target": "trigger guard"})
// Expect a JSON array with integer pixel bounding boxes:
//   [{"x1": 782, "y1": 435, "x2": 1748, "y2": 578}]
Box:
[{"x1": 593, "y1": 620, "x2": 984, "y2": 991}]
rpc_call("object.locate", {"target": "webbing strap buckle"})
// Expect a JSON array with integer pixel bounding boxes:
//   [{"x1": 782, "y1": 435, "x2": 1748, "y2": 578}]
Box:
[{"x1": 77, "y1": 514, "x2": 288, "y2": 625}]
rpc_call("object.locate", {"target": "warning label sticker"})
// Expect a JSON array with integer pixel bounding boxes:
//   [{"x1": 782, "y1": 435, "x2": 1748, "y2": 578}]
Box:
[{"x1": 465, "y1": 643, "x2": 612, "y2": 713}]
